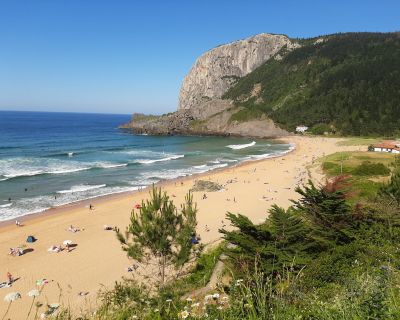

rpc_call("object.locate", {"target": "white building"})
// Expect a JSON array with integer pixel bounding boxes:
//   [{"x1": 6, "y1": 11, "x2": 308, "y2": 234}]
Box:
[
  {"x1": 370, "y1": 141, "x2": 400, "y2": 154},
  {"x1": 295, "y1": 125, "x2": 308, "y2": 133}
]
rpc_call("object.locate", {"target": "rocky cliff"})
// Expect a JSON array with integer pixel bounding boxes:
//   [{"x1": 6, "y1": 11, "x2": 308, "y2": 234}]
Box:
[
  {"x1": 122, "y1": 33, "x2": 299, "y2": 137},
  {"x1": 178, "y1": 33, "x2": 298, "y2": 111}
]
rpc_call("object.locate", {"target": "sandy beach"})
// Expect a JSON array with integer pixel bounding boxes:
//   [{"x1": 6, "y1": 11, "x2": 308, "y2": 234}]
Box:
[{"x1": 0, "y1": 136, "x2": 361, "y2": 318}]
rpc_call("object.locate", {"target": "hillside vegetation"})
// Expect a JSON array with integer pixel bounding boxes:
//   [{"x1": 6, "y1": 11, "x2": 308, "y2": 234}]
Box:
[{"x1": 223, "y1": 32, "x2": 400, "y2": 136}]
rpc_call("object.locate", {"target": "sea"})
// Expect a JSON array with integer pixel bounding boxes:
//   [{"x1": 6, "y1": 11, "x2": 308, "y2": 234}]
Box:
[{"x1": 0, "y1": 111, "x2": 293, "y2": 222}]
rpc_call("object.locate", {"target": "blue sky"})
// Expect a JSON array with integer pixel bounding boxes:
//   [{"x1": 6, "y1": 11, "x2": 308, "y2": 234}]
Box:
[{"x1": 0, "y1": 1, "x2": 399, "y2": 115}]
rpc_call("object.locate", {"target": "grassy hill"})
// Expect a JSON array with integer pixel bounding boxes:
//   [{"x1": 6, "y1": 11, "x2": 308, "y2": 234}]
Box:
[{"x1": 223, "y1": 32, "x2": 400, "y2": 136}]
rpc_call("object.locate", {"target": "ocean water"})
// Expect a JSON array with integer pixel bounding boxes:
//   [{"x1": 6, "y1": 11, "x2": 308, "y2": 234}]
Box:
[{"x1": 0, "y1": 111, "x2": 293, "y2": 221}]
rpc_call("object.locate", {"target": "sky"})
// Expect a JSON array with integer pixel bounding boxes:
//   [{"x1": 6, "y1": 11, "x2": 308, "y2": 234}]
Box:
[{"x1": 0, "y1": 0, "x2": 399, "y2": 115}]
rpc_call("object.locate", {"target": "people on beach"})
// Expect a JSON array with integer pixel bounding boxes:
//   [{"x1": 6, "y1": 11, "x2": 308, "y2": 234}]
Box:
[
  {"x1": 47, "y1": 245, "x2": 62, "y2": 253},
  {"x1": 68, "y1": 225, "x2": 79, "y2": 233},
  {"x1": 202, "y1": 193, "x2": 207, "y2": 199},
  {"x1": 15, "y1": 220, "x2": 21, "y2": 227},
  {"x1": 6, "y1": 272, "x2": 13, "y2": 285},
  {"x1": 191, "y1": 233, "x2": 200, "y2": 245},
  {"x1": 89, "y1": 204, "x2": 94, "y2": 210},
  {"x1": 9, "y1": 247, "x2": 24, "y2": 256},
  {"x1": 127, "y1": 264, "x2": 139, "y2": 272}
]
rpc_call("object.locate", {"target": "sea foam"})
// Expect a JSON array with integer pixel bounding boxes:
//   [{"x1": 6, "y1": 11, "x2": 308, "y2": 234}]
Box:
[
  {"x1": 226, "y1": 141, "x2": 256, "y2": 150},
  {"x1": 57, "y1": 184, "x2": 107, "y2": 194},
  {"x1": 135, "y1": 154, "x2": 184, "y2": 164}
]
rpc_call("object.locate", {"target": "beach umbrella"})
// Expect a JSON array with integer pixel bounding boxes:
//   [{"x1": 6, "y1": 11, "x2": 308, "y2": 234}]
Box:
[
  {"x1": 63, "y1": 240, "x2": 73, "y2": 245},
  {"x1": 4, "y1": 292, "x2": 21, "y2": 302}
]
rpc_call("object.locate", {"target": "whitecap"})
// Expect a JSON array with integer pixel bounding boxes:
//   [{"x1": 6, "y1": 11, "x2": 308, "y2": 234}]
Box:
[
  {"x1": 0, "y1": 203, "x2": 12, "y2": 208},
  {"x1": 47, "y1": 167, "x2": 91, "y2": 175},
  {"x1": 226, "y1": 141, "x2": 256, "y2": 150},
  {"x1": 97, "y1": 163, "x2": 128, "y2": 169},
  {"x1": 4, "y1": 170, "x2": 44, "y2": 178},
  {"x1": 250, "y1": 153, "x2": 272, "y2": 160},
  {"x1": 57, "y1": 184, "x2": 107, "y2": 194},
  {"x1": 135, "y1": 154, "x2": 184, "y2": 164},
  {"x1": 209, "y1": 159, "x2": 221, "y2": 164},
  {"x1": 220, "y1": 158, "x2": 238, "y2": 163},
  {"x1": 194, "y1": 164, "x2": 207, "y2": 169}
]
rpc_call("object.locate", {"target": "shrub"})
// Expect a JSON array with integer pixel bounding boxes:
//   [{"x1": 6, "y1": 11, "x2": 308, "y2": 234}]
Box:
[{"x1": 352, "y1": 161, "x2": 390, "y2": 176}]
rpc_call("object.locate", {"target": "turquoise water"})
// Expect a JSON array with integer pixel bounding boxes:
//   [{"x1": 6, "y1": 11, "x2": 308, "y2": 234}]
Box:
[{"x1": 0, "y1": 111, "x2": 293, "y2": 221}]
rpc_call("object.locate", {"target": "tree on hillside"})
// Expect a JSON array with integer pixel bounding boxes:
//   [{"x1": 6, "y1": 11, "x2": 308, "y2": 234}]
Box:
[
  {"x1": 220, "y1": 205, "x2": 312, "y2": 274},
  {"x1": 116, "y1": 186, "x2": 198, "y2": 287},
  {"x1": 379, "y1": 171, "x2": 400, "y2": 206},
  {"x1": 292, "y1": 178, "x2": 354, "y2": 249}
]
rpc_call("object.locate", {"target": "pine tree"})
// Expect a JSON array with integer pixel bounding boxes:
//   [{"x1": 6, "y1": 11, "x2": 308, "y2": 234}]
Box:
[
  {"x1": 116, "y1": 186, "x2": 198, "y2": 287},
  {"x1": 292, "y1": 179, "x2": 354, "y2": 248},
  {"x1": 378, "y1": 172, "x2": 400, "y2": 206},
  {"x1": 221, "y1": 206, "x2": 313, "y2": 273},
  {"x1": 269, "y1": 205, "x2": 313, "y2": 265}
]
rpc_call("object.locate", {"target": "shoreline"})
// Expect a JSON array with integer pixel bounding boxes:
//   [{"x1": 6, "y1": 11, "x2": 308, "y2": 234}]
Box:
[
  {"x1": 0, "y1": 136, "x2": 362, "y2": 318},
  {"x1": 0, "y1": 139, "x2": 295, "y2": 229}
]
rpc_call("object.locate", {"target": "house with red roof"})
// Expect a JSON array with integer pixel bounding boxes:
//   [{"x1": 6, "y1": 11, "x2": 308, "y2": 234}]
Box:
[{"x1": 369, "y1": 141, "x2": 400, "y2": 154}]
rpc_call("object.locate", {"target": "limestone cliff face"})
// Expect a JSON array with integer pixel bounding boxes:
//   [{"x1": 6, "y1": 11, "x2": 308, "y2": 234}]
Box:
[
  {"x1": 178, "y1": 33, "x2": 298, "y2": 111},
  {"x1": 122, "y1": 33, "x2": 297, "y2": 138}
]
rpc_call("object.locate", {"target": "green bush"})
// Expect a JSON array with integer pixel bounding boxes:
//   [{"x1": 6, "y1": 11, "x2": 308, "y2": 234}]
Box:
[
  {"x1": 352, "y1": 161, "x2": 390, "y2": 176},
  {"x1": 310, "y1": 123, "x2": 332, "y2": 135}
]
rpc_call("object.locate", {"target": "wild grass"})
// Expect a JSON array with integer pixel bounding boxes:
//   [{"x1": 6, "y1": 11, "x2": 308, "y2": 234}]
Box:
[{"x1": 336, "y1": 137, "x2": 382, "y2": 146}]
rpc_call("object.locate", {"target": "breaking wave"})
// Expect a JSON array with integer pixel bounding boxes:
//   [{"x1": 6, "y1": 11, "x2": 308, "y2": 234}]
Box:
[{"x1": 226, "y1": 141, "x2": 256, "y2": 150}]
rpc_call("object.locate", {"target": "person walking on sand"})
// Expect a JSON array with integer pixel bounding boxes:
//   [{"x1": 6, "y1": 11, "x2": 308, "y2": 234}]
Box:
[
  {"x1": 89, "y1": 204, "x2": 93, "y2": 210},
  {"x1": 15, "y1": 220, "x2": 21, "y2": 227},
  {"x1": 6, "y1": 272, "x2": 13, "y2": 285}
]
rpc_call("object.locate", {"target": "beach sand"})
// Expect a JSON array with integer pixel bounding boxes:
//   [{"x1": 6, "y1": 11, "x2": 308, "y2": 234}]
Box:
[{"x1": 0, "y1": 136, "x2": 362, "y2": 318}]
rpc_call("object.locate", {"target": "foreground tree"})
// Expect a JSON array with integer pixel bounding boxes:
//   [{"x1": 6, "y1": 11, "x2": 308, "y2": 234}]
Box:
[{"x1": 116, "y1": 186, "x2": 198, "y2": 287}]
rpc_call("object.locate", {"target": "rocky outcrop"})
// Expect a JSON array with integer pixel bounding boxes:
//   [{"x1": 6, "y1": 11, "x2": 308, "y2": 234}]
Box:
[
  {"x1": 178, "y1": 33, "x2": 298, "y2": 111},
  {"x1": 121, "y1": 111, "x2": 195, "y2": 135},
  {"x1": 122, "y1": 33, "x2": 298, "y2": 138},
  {"x1": 190, "y1": 106, "x2": 288, "y2": 138},
  {"x1": 121, "y1": 105, "x2": 288, "y2": 138}
]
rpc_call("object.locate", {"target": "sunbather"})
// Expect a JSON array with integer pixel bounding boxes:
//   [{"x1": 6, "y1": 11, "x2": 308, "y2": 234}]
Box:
[
  {"x1": 48, "y1": 245, "x2": 62, "y2": 253},
  {"x1": 9, "y1": 248, "x2": 23, "y2": 256},
  {"x1": 68, "y1": 225, "x2": 79, "y2": 233}
]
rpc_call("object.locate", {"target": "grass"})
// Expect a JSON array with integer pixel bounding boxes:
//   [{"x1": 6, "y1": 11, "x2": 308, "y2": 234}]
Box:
[
  {"x1": 336, "y1": 137, "x2": 382, "y2": 146},
  {"x1": 164, "y1": 244, "x2": 224, "y2": 297},
  {"x1": 229, "y1": 107, "x2": 265, "y2": 123},
  {"x1": 321, "y1": 151, "x2": 396, "y2": 202}
]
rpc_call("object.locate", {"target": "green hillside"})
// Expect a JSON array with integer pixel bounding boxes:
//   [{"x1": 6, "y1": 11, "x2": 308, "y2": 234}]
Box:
[{"x1": 223, "y1": 32, "x2": 400, "y2": 136}]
